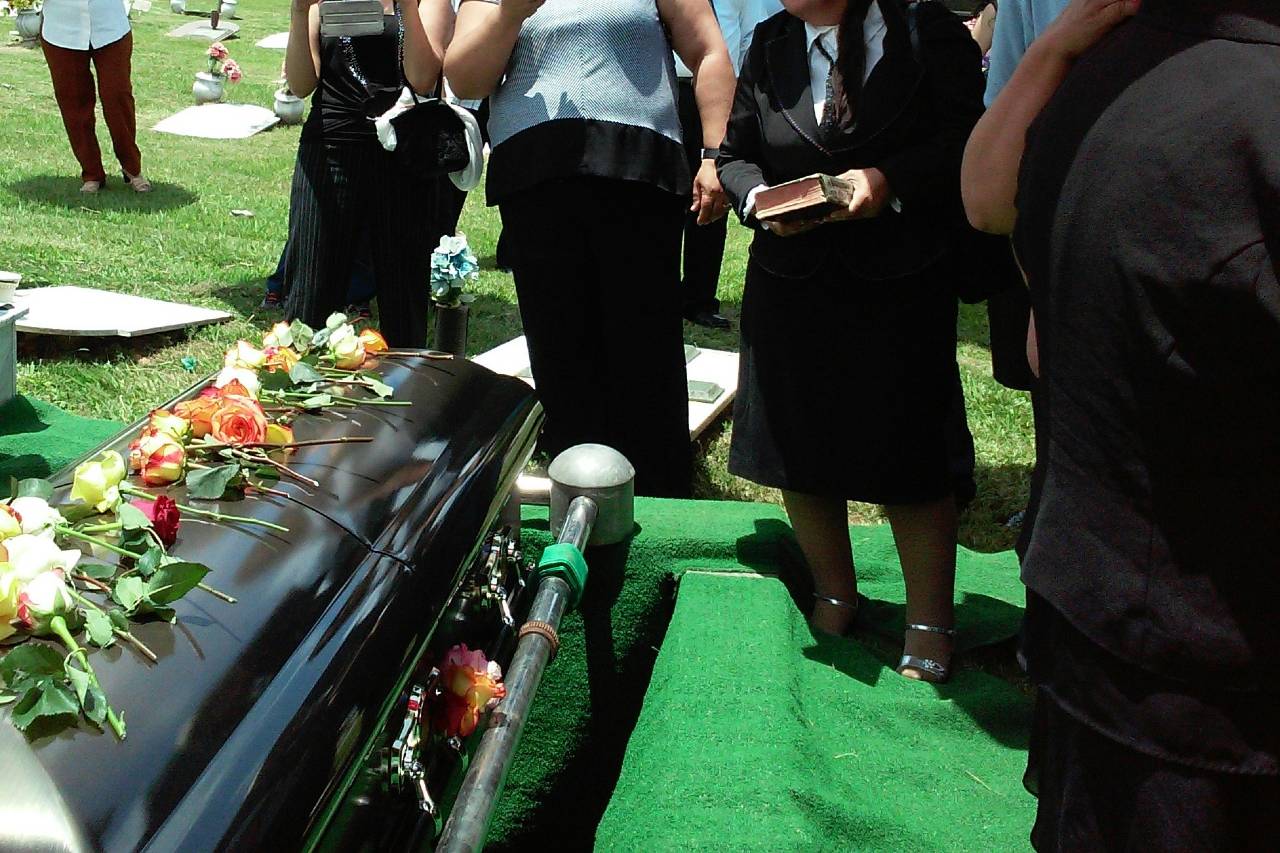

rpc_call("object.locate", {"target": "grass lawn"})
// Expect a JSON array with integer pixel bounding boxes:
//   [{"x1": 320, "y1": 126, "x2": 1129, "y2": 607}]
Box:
[{"x1": 0, "y1": 1, "x2": 1033, "y2": 552}]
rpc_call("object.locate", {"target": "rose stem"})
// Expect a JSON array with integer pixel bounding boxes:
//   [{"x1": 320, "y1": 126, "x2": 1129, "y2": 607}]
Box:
[
  {"x1": 77, "y1": 522, "x2": 122, "y2": 535},
  {"x1": 196, "y1": 582, "x2": 237, "y2": 604},
  {"x1": 67, "y1": 587, "x2": 158, "y2": 663},
  {"x1": 57, "y1": 526, "x2": 143, "y2": 560},
  {"x1": 50, "y1": 615, "x2": 126, "y2": 739},
  {"x1": 187, "y1": 436, "x2": 373, "y2": 452},
  {"x1": 232, "y1": 449, "x2": 320, "y2": 488},
  {"x1": 121, "y1": 485, "x2": 290, "y2": 533}
]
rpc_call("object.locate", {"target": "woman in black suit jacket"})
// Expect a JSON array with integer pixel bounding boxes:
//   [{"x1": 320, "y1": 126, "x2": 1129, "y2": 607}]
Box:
[{"x1": 718, "y1": 0, "x2": 984, "y2": 680}]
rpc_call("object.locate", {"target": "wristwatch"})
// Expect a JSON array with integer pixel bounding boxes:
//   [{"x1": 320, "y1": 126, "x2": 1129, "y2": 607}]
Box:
[{"x1": 700, "y1": 147, "x2": 720, "y2": 160}]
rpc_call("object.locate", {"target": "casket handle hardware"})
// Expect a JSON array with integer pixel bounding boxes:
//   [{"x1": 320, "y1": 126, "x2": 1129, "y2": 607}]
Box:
[{"x1": 438, "y1": 444, "x2": 635, "y2": 853}]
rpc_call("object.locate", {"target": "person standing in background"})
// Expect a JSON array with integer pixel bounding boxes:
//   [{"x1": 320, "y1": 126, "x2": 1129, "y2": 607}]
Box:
[
  {"x1": 677, "y1": 0, "x2": 783, "y2": 330},
  {"x1": 984, "y1": 0, "x2": 1070, "y2": 105},
  {"x1": 39, "y1": 0, "x2": 150, "y2": 194},
  {"x1": 978, "y1": 0, "x2": 1069, "y2": 393},
  {"x1": 446, "y1": 0, "x2": 735, "y2": 498},
  {"x1": 282, "y1": 0, "x2": 450, "y2": 348}
]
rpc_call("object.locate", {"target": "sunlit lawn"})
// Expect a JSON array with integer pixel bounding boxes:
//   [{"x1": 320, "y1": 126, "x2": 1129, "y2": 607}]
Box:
[{"x1": 0, "y1": 1, "x2": 1033, "y2": 552}]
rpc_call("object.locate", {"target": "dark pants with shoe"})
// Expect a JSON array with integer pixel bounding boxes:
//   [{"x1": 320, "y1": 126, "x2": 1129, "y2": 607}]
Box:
[
  {"x1": 677, "y1": 78, "x2": 726, "y2": 318},
  {"x1": 42, "y1": 32, "x2": 142, "y2": 183},
  {"x1": 500, "y1": 177, "x2": 693, "y2": 498}
]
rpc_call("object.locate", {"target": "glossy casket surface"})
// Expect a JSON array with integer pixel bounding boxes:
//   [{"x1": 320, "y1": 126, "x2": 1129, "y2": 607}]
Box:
[{"x1": 0, "y1": 355, "x2": 541, "y2": 852}]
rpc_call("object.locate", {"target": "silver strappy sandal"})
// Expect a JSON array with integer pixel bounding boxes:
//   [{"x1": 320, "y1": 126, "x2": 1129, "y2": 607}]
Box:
[{"x1": 897, "y1": 623, "x2": 957, "y2": 682}]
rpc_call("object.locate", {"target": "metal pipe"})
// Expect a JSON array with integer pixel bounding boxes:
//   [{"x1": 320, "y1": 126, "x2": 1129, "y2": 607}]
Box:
[
  {"x1": 436, "y1": 496, "x2": 598, "y2": 853},
  {"x1": 515, "y1": 474, "x2": 551, "y2": 506},
  {"x1": 557, "y1": 496, "x2": 598, "y2": 553}
]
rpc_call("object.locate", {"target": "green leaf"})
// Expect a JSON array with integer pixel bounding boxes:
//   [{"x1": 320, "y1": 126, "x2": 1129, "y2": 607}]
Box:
[
  {"x1": 84, "y1": 608, "x2": 115, "y2": 647},
  {"x1": 253, "y1": 466, "x2": 281, "y2": 482},
  {"x1": 119, "y1": 525, "x2": 152, "y2": 554},
  {"x1": 0, "y1": 644, "x2": 66, "y2": 681},
  {"x1": 186, "y1": 463, "x2": 240, "y2": 500},
  {"x1": 257, "y1": 369, "x2": 293, "y2": 392},
  {"x1": 117, "y1": 502, "x2": 152, "y2": 531},
  {"x1": 0, "y1": 693, "x2": 16, "y2": 706},
  {"x1": 289, "y1": 361, "x2": 325, "y2": 385},
  {"x1": 77, "y1": 563, "x2": 117, "y2": 581},
  {"x1": 15, "y1": 478, "x2": 54, "y2": 501},
  {"x1": 64, "y1": 664, "x2": 89, "y2": 704},
  {"x1": 299, "y1": 394, "x2": 333, "y2": 410},
  {"x1": 112, "y1": 577, "x2": 146, "y2": 612},
  {"x1": 107, "y1": 609, "x2": 130, "y2": 631},
  {"x1": 145, "y1": 561, "x2": 209, "y2": 605},
  {"x1": 10, "y1": 680, "x2": 79, "y2": 732},
  {"x1": 135, "y1": 546, "x2": 164, "y2": 579},
  {"x1": 361, "y1": 376, "x2": 394, "y2": 399}
]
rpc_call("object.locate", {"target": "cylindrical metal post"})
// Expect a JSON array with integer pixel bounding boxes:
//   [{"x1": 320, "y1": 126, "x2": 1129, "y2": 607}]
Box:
[{"x1": 436, "y1": 496, "x2": 598, "y2": 853}]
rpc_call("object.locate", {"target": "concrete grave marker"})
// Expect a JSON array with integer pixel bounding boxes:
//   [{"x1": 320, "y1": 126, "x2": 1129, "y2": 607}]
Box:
[
  {"x1": 167, "y1": 19, "x2": 239, "y2": 41},
  {"x1": 153, "y1": 103, "x2": 279, "y2": 139},
  {"x1": 12, "y1": 286, "x2": 231, "y2": 338},
  {"x1": 473, "y1": 335, "x2": 739, "y2": 439},
  {"x1": 256, "y1": 31, "x2": 289, "y2": 49}
]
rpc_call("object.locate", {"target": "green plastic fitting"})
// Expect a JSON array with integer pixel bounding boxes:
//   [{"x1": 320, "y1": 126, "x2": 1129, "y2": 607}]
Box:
[{"x1": 534, "y1": 543, "x2": 589, "y2": 609}]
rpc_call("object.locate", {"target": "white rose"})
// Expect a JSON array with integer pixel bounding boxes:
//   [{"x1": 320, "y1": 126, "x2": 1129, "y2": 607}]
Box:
[
  {"x1": 2, "y1": 533, "x2": 82, "y2": 583},
  {"x1": 21, "y1": 570, "x2": 74, "y2": 616},
  {"x1": 214, "y1": 365, "x2": 262, "y2": 398},
  {"x1": 9, "y1": 496, "x2": 64, "y2": 539}
]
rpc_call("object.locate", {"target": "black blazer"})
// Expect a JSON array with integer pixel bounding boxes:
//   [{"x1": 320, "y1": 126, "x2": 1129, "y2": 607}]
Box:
[{"x1": 717, "y1": 1, "x2": 984, "y2": 280}]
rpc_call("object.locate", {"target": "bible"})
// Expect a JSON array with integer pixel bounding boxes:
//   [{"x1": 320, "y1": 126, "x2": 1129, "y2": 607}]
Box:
[{"x1": 754, "y1": 174, "x2": 854, "y2": 225}]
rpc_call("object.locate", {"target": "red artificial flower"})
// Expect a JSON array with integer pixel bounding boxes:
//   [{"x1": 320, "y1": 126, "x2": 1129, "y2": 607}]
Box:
[{"x1": 130, "y1": 496, "x2": 181, "y2": 548}]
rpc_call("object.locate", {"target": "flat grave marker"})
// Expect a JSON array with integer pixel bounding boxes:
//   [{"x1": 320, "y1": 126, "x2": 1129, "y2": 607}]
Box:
[{"x1": 12, "y1": 286, "x2": 231, "y2": 338}]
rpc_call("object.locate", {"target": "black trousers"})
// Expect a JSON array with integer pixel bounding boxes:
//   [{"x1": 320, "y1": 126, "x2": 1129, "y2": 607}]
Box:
[
  {"x1": 283, "y1": 140, "x2": 433, "y2": 348},
  {"x1": 500, "y1": 177, "x2": 693, "y2": 497},
  {"x1": 676, "y1": 79, "x2": 726, "y2": 317}
]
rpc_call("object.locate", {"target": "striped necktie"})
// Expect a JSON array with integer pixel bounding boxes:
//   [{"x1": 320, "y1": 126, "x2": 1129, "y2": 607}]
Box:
[{"x1": 814, "y1": 35, "x2": 840, "y2": 139}]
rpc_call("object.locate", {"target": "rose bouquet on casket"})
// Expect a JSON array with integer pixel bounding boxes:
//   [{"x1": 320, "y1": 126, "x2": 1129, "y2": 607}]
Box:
[{"x1": 0, "y1": 314, "x2": 413, "y2": 740}]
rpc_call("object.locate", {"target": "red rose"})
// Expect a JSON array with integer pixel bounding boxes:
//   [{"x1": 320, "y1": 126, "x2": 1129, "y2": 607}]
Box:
[{"x1": 130, "y1": 496, "x2": 181, "y2": 548}]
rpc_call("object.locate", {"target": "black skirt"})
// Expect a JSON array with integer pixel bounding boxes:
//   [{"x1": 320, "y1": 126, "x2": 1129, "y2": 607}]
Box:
[{"x1": 728, "y1": 258, "x2": 957, "y2": 504}]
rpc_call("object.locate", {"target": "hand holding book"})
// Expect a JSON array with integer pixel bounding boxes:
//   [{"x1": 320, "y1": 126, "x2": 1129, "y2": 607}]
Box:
[{"x1": 756, "y1": 168, "x2": 890, "y2": 236}]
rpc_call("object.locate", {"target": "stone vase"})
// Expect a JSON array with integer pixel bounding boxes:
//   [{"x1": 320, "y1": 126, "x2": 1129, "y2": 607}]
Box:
[
  {"x1": 170, "y1": 0, "x2": 186, "y2": 13},
  {"x1": 219, "y1": 0, "x2": 237, "y2": 18},
  {"x1": 193, "y1": 72, "x2": 225, "y2": 105},
  {"x1": 15, "y1": 9, "x2": 42, "y2": 43},
  {"x1": 273, "y1": 90, "x2": 305, "y2": 125}
]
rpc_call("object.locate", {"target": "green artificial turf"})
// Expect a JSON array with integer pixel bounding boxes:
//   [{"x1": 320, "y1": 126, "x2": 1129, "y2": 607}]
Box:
[
  {"x1": 491, "y1": 499, "x2": 1026, "y2": 850},
  {"x1": 596, "y1": 572, "x2": 1035, "y2": 852},
  {"x1": 0, "y1": 394, "x2": 121, "y2": 481}
]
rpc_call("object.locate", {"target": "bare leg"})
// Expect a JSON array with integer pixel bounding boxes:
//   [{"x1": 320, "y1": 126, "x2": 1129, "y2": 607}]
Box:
[
  {"x1": 884, "y1": 496, "x2": 957, "y2": 680},
  {"x1": 782, "y1": 489, "x2": 857, "y2": 635}
]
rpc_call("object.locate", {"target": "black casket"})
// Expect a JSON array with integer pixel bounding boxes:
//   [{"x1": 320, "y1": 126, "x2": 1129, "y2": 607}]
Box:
[{"x1": 0, "y1": 354, "x2": 543, "y2": 852}]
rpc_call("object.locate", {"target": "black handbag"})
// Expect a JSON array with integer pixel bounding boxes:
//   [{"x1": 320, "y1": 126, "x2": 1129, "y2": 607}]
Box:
[
  {"x1": 388, "y1": 91, "x2": 470, "y2": 182},
  {"x1": 343, "y1": 0, "x2": 469, "y2": 180}
]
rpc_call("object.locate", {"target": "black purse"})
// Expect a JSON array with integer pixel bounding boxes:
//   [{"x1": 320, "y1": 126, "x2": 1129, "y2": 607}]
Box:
[
  {"x1": 388, "y1": 90, "x2": 470, "y2": 182},
  {"x1": 342, "y1": 0, "x2": 469, "y2": 180}
]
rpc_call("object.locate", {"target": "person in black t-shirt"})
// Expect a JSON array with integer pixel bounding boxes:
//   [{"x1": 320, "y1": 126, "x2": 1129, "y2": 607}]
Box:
[
  {"x1": 964, "y1": 0, "x2": 1280, "y2": 847},
  {"x1": 281, "y1": 0, "x2": 451, "y2": 347}
]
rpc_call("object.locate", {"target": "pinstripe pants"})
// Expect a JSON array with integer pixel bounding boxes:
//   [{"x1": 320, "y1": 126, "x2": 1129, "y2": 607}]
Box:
[{"x1": 283, "y1": 140, "x2": 433, "y2": 348}]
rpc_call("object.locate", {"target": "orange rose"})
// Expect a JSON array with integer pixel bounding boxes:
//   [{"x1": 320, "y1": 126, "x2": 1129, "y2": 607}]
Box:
[
  {"x1": 210, "y1": 398, "x2": 268, "y2": 445},
  {"x1": 264, "y1": 346, "x2": 301, "y2": 374},
  {"x1": 173, "y1": 396, "x2": 220, "y2": 439},
  {"x1": 136, "y1": 431, "x2": 186, "y2": 485},
  {"x1": 358, "y1": 328, "x2": 389, "y2": 354}
]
